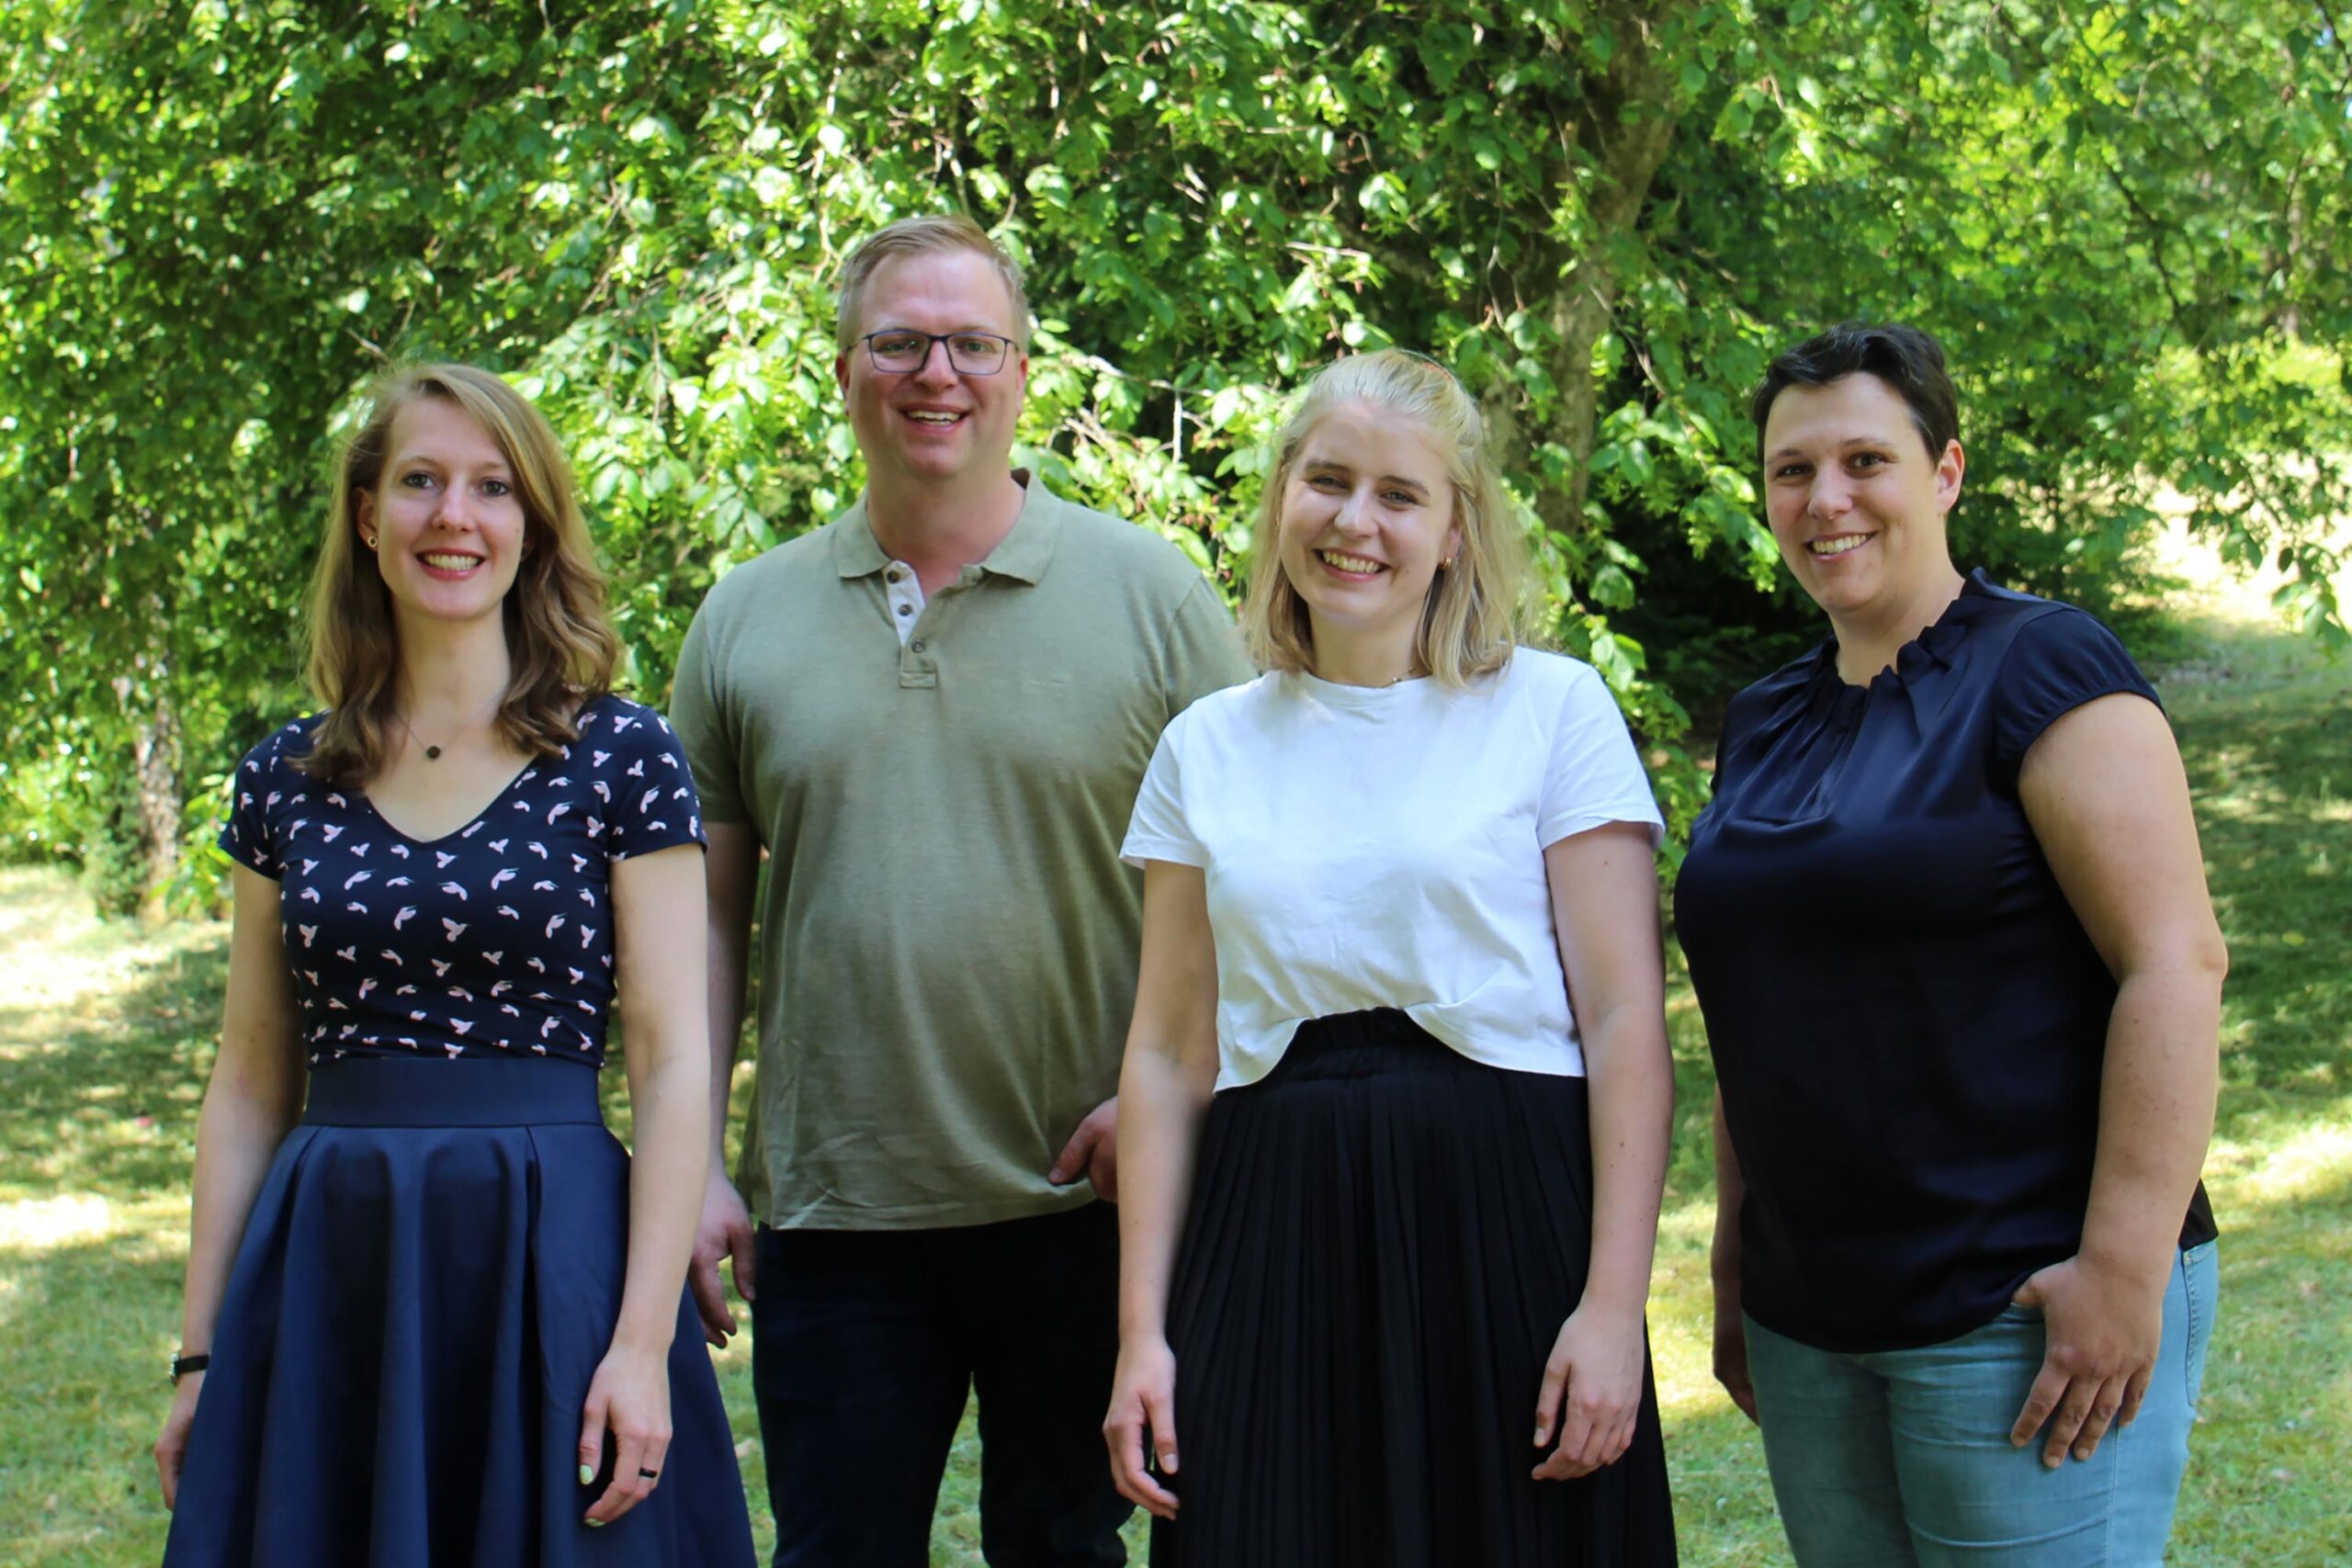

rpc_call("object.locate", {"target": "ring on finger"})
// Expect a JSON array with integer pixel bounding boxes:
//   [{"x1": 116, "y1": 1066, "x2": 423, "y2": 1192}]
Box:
[{"x1": 639, "y1": 1468, "x2": 660, "y2": 1480}]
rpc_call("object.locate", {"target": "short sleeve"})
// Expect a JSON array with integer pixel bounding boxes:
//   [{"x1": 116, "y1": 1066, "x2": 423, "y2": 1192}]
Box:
[
  {"x1": 1989, "y1": 607, "x2": 2161, "y2": 786},
  {"x1": 601, "y1": 705, "x2": 707, "y2": 860},
  {"x1": 1157, "y1": 575, "x2": 1257, "y2": 721},
  {"x1": 1537, "y1": 662, "x2": 1666, "y2": 849},
  {"x1": 1121, "y1": 721, "x2": 1206, "y2": 868},
  {"x1": 669, "y1": 603, "x2": 747, "y2": 826},
  {"x1": 218, "y1": 727, "x2": 295, "y2": 879}
]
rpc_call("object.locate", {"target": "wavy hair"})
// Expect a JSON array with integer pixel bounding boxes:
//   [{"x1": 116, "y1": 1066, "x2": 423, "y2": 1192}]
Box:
[
  {"x1": 1239, "y1": 349, "x2": 1534, "y2": 686},
  {"x1": 298, "y1": 363, "x2": 619, "y2": 784}
]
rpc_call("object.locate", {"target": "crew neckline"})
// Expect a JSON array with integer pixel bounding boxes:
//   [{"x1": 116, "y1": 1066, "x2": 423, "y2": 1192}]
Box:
[{"x1": 1291, "y1": 668, "x2": 1436, "y2": 711}]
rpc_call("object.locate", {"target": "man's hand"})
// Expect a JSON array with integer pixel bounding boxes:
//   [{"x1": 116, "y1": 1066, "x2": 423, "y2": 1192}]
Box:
[
  {"x1": 1047, "y1": 1096, "x2": 1119, "y2": 1201},
  {"x1": 688, "y1": 1171, "x2": 757, "y2": 1348},
  {"x1": 2009, "y1": 1251, "x2": 2166, "y2": 1467}
]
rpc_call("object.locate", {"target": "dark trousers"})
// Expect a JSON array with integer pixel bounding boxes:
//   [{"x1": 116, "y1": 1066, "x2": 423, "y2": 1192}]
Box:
[{"x1": 752, "y1": 1202, "x2": 1131, "y2": 1567}]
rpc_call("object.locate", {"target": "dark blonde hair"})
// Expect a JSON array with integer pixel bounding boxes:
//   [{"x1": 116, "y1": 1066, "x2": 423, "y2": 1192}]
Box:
[
  {"x1": 1239, "y1": 349, "x2": 1534, "y2": 686},
  {"x1": 299, "y1": 364, "x2": 619, "y2": 784},
  {"x1": 834, "y1": 213, "x2": 1032, "y2": 351}
]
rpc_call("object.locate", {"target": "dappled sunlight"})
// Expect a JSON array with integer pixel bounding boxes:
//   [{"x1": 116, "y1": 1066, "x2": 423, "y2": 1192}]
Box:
[
  {"x1": 0, "y1": 1193, "x2": 114, "y2": 1251},
  {"x1": 2146, "y1": 513, "x2": 2352, "y2": 644},
  {"x1": 2209, "y1": 1117, "x2": 2352, "y2": 1211},
  {"x1": 0, "y1": 541, "x2": 2341, "y2": 1562},
  {"x1": 0, "y1": 874, "x2": 225, "y2": 1022},
  {"x1": 0, "y1": 874, "x2": 226, "y2": 1207}
]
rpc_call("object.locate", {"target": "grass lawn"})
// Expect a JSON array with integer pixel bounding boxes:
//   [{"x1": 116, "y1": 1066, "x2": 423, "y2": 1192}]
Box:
[{"x1": 1, "y1": 587, "x2": 2343, "y2": 1564}]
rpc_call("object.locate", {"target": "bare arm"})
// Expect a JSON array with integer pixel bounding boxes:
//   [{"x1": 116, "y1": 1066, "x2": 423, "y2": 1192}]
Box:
[
  {"x1": 578, "y1": 841, "x2": 713, "y2": 1525},
  {"x1": 156, "y1": 864, "x2": 306, "y2": 1507},
  {"x1": 1532, "y1": 820, "x2": 1676, "y2": 1480},
  {"x1": 1103, "y1": 862, "x2": 1219, "y2": 1520},
  {"x1": 2008, "y1": 692, "x2": 2224, "y2": 1464},
  {"x1": 688, "y1": 821, "x2": 761, "y2": 1343}
]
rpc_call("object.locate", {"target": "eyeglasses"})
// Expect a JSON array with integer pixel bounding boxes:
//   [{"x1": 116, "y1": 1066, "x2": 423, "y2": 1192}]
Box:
[{"x1": 858, "y1": 330, "x2": 1018, "y2": 376}]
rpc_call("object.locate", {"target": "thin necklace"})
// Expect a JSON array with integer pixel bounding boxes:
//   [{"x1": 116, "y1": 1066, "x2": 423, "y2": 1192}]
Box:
[{"x1": 397, "y1": 692, "x2": 506, "y2": 761}]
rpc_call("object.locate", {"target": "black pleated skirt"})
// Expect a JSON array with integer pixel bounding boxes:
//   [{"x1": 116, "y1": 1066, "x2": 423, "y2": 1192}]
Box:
[
  {"x1": 1154, "y1": 1011, "x2": 1677, "y2": 1566},
  {"x1": 163, "y1": 1057, "x2": 755, "y2": 1567}
]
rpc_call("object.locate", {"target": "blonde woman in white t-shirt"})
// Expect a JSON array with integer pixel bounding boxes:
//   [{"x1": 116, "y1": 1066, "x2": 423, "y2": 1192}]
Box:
[{"x1": 1103, "y1": 349, "x2": 1680, "y2": 1564}]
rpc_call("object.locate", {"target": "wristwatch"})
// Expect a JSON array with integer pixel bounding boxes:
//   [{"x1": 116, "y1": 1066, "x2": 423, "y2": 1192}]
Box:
[{"x1": 171, "y1": 1350, "x2": 210, "y2": 1382}]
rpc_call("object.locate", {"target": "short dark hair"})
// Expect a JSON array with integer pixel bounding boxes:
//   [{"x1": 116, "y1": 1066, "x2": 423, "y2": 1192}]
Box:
[{"x1": 1750, "y1": 322, "x2": 1960, "y2": 467}]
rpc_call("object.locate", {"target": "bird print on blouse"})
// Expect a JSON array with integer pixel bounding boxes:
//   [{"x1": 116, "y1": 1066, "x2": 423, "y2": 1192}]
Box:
[{"x1": 220, "y1": 695, "x2": 705, "y2": 1068}]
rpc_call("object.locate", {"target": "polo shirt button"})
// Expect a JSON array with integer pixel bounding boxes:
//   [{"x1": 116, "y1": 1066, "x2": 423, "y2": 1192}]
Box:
[
  {"x1": 896, "y1": 603, "x2": 912, "y2": 616},
  {"x1": 886, "y1": 566, "x2": 904, "y2": 580},
  {"x1": 910, "y1": 639, "x2": 926, "y2": 653}
]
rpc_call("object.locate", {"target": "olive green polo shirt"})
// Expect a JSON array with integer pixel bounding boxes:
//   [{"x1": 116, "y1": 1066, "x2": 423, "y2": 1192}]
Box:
[{"x1": 669, "y1": 476, "x2": 1252, "y2": 1229}]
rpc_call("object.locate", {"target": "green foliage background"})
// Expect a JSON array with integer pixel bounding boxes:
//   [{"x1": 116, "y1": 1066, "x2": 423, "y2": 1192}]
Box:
[{"x1": 2, "y1": 0, "x2": 2346, "y2": 907}]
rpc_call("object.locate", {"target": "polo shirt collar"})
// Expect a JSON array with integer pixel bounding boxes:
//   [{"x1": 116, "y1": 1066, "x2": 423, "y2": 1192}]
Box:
[{"x1": 832, "y1": 470, "x2": 1063, "y2": 584}]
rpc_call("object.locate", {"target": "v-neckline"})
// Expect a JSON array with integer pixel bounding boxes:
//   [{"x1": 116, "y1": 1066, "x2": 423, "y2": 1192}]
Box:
[{"x1": 359, "y1": 761, "x2": 539, "y2": 847}]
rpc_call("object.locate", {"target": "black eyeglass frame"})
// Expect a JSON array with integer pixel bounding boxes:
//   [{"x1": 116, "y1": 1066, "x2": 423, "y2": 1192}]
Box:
[{"x1": 856, "y1": 329, "x2": 1021, "y2": 376}]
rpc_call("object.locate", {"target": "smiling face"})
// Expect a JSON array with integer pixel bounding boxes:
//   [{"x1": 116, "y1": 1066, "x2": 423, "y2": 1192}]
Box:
[
  {"x1": 834, "y1": 247, "x2": 1028, "y2": 493},
  {"x1": 1760, "y1": 371, "x2": 1965, "y2": 623},
  {"x1": 354, "y1": 396, "x2": 528, "y2": 631},
  {"x1": 1274, "y1": 400, "x2": 1461, "y2": 664}
]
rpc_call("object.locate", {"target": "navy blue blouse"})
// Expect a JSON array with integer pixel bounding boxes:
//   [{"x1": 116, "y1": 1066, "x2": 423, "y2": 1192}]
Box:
[
  {"x1": 220, "y1": 695, "x2": 705, "y2": 1069},
  {"x1": 1674, "y1": 572, "x2": 2216, "y2": 1353}
]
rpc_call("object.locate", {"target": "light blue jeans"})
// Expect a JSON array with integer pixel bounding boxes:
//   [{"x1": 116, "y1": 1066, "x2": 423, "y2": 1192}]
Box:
[{"x1": 1745, "y1": 1242, "x2": 2218, "y2": 1566}]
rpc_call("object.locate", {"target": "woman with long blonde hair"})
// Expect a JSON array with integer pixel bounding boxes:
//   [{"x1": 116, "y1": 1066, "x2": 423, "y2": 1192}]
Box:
[
  {"x1": 155, "y1": 364, "x2": 752, "y2": 1564},
  {"x1": 1104, "y1": 349, "x2": 1679, "y2": 1562}
]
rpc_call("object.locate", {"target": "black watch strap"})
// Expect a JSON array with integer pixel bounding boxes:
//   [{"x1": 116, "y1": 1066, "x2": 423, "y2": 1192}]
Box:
[{"x1": 171, "y1": 1351, "x2": 210, "y2": 1382}]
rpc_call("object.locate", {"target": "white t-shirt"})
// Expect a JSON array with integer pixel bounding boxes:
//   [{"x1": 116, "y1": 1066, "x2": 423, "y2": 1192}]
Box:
[{"x1": 1122, "y1": 649, "x2": 1664, "y2": 1089}]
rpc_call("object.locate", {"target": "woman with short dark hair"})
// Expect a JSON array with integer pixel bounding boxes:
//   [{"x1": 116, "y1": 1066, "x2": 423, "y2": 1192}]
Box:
[
  {"x1": 1677, "y1": 322, "x2": 2223, "y2": 1563},
  {"x1": 155, "y1": 364, "x2": 753, "y2": 1564}
]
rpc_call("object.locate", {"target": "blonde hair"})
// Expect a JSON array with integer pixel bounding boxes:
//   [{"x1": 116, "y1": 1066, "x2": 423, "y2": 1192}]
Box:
[
  {"x1": 834, "y1": 213, "x2": 1032, "y2": 351},
  {"x1": 1239, "y1": 349, "x2": 1533, "y2": 686},
  {"x1": 298, "y1": 363, "x2": 620, "y2": 784}
]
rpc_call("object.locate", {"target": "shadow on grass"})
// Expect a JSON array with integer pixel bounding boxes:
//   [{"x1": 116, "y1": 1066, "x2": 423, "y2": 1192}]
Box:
[
  {"x1": 2168, "y1": 670, "x2": 2351, "y2": 1134},
  {"x1": 1656, "y1": 1402, "x2": 1787, "y2": 1567},
  {"x1": 0, "y1": 1226, "x2": 188, "y2": 1564},
  {"x1": 0, "y1": 935, "x2": 229, "y2": 1202},
  {"x1": 2175, "y1": 1153, "x2": 2352, "y2": 1565}
]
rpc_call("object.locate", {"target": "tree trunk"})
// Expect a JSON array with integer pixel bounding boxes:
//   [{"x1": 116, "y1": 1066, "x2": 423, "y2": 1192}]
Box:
[
  {"x1": 1537, "y1": 9, "x2": 1687, "y2": 539},
  {"x1": 132, "y1": 694, "x2": 181, "y2": 918}
]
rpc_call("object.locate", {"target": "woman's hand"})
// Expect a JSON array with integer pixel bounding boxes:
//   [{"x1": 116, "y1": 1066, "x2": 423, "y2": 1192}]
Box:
[
  {"x1": 578, "y1": 1342, "x2": 673, "y2": 1527},
  {"x1": 154, "y1": 1371, "x2": 204, "y2": 1509},
  {"x1": 1103, "y1": 1336, "x2": 1182, "y2": 1519},
  {"x1": 1711, "y1": 1285, "x2": 1758, "y2": 1424},
  {"x1": 1532, "y1": 1301, "x2": 1646, "y2": 1480},
  {"x1": 2008, "y1": 1251, "x2": 2167, "y2": 1467},
  {"x1": 1707, "y1": 1097, "x2": 1758, "y2": 1422}
]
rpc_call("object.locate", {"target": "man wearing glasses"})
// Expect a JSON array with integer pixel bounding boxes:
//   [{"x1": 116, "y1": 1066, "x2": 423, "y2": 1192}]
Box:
[{"x1": 670, "y1": 213, "x2": 1250, "y2": 1565}]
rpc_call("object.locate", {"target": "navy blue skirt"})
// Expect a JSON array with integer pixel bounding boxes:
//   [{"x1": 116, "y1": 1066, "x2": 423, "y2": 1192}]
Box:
[
  {"x1": 163, "y1": 1057, "x2": 754, "y2": 1566},
  {"x1": 1152, "y1": 1012, "x2": 1678, "y2": 1566}
]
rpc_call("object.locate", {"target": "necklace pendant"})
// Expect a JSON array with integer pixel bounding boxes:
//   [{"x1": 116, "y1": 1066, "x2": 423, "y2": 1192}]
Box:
[{"x1": 424, "y1": 744, "x2": 443, "y2": 761}]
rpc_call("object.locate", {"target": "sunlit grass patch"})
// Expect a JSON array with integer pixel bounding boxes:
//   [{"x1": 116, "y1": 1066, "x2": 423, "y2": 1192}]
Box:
[{"x1": 1, "y1": 582, "x2": 2345, "y2": 1563}]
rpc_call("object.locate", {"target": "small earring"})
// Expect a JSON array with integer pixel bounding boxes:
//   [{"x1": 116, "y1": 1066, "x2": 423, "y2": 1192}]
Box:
[{"x1": 363, "y1": 534, "x2": 378, "y2": 550}]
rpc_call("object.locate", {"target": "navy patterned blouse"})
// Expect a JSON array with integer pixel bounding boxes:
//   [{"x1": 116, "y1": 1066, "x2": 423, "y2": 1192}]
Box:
[
  {"x1": 1674, "y1": 571, "x2": 2216, "y2": 1354},
  {"x1": 220, "y1": 695, "x2": 705, "y2": 1068}
]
